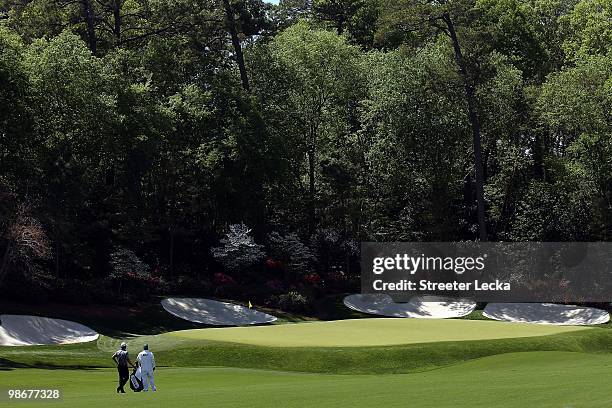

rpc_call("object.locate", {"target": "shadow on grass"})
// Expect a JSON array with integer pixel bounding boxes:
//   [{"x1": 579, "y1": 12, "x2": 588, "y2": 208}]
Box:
[
  {"x1": 0, "y1": 296, "x2": 315, "y2": 338},
  {"x1": 314, "y1": 293, "x2": 371, "y2": 320},
  {"x1": 0, "y1": 357, "x2": 100, "y2": 371},
  {"x1": 0, "y1": 298, "x2": 203, "y2": 337}
]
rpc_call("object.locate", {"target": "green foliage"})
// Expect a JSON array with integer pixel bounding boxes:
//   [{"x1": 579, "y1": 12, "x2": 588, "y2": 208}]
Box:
[
  {"x1": 1, "y1": 0, "x2": 612, "y2": 298},
  {"x1": 109, "y1": 247, "x2": 150, "y2": 280},
  {"x1": 0, "y1": 26, "x2": 30, "y2": 183},
  {"x1": 561, "y1": 0, "x2": 612, "y2": 60},
  {"x1": 24, "y1": 31, "x2": 115, "y2": 157},
  {"x1": 533, "y1": 54, "x2": 612, "y2": 239},
  {"x1": 5, "y1": 0, "x2": 78, "y2": 42},
  {"x1": 268, "y1": 232, "x2": 316, "y2": 276},
  {"x1": 538, "y1": 54, "x2": 612, "y2": 138},
  {"x1": 250, "y1": 21, "x2": 364, "y2": 234},
  {"x1": 359, "y1": 44, "x2": 468, "y2": 239},
  {"x1": 510, "y1": 180, "x2": 594, "y2": 240},
  {"x1": 475, "y1": 0, "x2": 549, "y2": 78},
  {"x1": 313, "y1": 0, "x2": 380, "y2": 47},
  {"x1": 269, "y1": 21, "x2": 362, "y2": 129}
]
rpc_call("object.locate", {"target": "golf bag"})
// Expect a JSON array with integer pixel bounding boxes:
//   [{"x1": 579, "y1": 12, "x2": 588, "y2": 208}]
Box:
[{"x1": 129, "y1": 366, "x2": 144, "y2": 392}]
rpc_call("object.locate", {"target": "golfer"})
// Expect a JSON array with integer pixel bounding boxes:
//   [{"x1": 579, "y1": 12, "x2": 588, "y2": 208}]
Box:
[
  {"x1": 137, "y1": 343, "x2": 157, "y2": 392},
  {"x1": 112, "y1": 342, "x2": 134, "y2": 393}
]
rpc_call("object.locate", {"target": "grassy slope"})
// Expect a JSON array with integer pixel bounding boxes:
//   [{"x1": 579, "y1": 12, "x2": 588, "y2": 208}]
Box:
[
  {"x1": 1, "y1": 323, "x2": 611, "y2": 374},
  {"x1": 1, "y1": 352, "x2": 611, "y2": 408},
  {"x1": 1, "y1": 300, "x2": 610, "y2": 374},
  {"x1": 145, "y1": 327, "x2": 612, "y2": 374}
]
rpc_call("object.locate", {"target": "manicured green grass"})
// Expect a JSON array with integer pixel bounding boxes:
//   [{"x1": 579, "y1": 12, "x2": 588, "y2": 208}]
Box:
[
  {"x1": 1, "y1": 352, "x2": 611, "y2": 408},
  {"x1": 168, "y1": 318, "x2": 587, "y2": 347},
  {"x1": 3, "y1": 319, "x2": 610, "y2": 374},
  {"x1": 1, "y1": 317, "x2": 611, "y2": 407},
  {"x1": 148, "y1": 326, "x2": 612, "y2": 374}
]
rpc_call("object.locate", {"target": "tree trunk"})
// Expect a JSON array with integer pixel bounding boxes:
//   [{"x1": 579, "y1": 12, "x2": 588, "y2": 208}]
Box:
[
  {"x1": 337, "y1": 17, "x2": 345, "y2": 35},
  {"x1": 113, "y1": 0, "x2": 122, "y2": 44},
  {"x1": 306, "y1": 117, "x2": 320, "y2": 236},
  {"x1": 533, "y1": 132, "x2": 545, "y2": 181},
  {"x1": 443, "y1": 12, "x2": 487, "y2": 241},
  {"x1": 83, "y1": 0, "x2": 97, "y2": 54},
  {"x1": 307, "y1": 142, "x2": 316, "y2": 236},
  {"x1": 55, "y1": 238, "x2": 60, "y2": 277},
  {"x1": 222, "y1": 0, "x2": 250, "y2": 92},
  {"x1": 0, "y1": 241, "x2": 13, "y2": 288},
  {"x1": 169, "y1": 225, "x2": 175, "y2": 278}
]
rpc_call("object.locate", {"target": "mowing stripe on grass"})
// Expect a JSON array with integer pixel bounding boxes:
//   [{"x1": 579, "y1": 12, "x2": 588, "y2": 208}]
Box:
[{"x1": 1, "y1": 352, "x2": 611, "y2": 408}]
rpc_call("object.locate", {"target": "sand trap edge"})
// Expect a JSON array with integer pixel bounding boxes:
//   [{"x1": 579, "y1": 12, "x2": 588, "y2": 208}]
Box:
[
  {"x1": 0, "y1": 314, "x2": 99, "y2": 347},
  {"x1": 343, "y1": 294, "x2": 476, "y2": 319},
  {"x1": 483, "y1": 303, "x2": 610, "y2": 326},
  {"x1": 161, "y1": 298, "x2": 278, "y2": 326}
]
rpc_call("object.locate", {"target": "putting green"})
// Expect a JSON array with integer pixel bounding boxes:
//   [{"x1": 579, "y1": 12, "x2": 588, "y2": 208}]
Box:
[
  {"x1": 168, "y1": 318, "x2": 587, "y2": 347},
  {"x1": 1, "y1": 352, "x2": 610, "y2": 408}
]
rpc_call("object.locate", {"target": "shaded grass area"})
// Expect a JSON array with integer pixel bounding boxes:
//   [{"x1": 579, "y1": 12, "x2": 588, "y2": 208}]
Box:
[
  {"x1": 0, "y1": 299, "x2": 201, "y2": 337},
  {"x1": 1, "y1": 352, "x2": 611, "y2": 408},
  {"x1": 3, "y1": 297, "x2": 607, "y2": 336},
  {"x1": 0, "y1": 297, "x2": 314, "y2": 338},
  {"x1": 1, "y1": 325, "x2": 611, "y2": 374},
  {"x1": 313, "y1": 294, "x2": 371, "y2": 320},
  {"x1": 0, "y1": 342, "x2": 106, "y2": 371}
]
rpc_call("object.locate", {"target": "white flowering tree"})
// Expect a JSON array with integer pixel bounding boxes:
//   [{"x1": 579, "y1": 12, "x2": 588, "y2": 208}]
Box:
[{"x1": 212, "y1": 224, "x2": 265, "y2": 273}]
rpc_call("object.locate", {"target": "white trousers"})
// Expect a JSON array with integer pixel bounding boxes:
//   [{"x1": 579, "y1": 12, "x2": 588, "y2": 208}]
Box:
[{"x1": 141, "y1": 370, "x2": 156, "y2": 391}]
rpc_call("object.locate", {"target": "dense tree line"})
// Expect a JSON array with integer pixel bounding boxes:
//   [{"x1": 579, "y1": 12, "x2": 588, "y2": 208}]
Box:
[{"x1": 0, "y1": 0, "x2": 610, "y2": 308}]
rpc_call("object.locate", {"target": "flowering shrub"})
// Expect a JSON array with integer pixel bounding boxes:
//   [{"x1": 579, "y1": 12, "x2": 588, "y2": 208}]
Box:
[
  {"x1": 267, "y1": 232, "x2": 316, "y2": 276},
  {"x1": 311, "y1": 228, "x2": 359, "y2": 284},
  {"x1": 211, "y1": 224, "x2": 266, "y2": 272},
  {"x1": 109, "y1": 248, "x2": 150, "y2": 281},
  {"x1": 304, "y1": 273, "x2": 321, "y2": 285},
  {"x1": 108, "y1": 247, "x2": 153, "y2": 299},
  {"x1": 214, "y1": 272, "x2": 236, "y2": 286},
  {"x1": 278, "y1": 290, "x2": 311, "y2": 313}
]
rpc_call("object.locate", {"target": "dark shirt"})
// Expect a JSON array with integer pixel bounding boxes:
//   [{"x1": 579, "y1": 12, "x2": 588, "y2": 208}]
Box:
[{"x1": 114, "y1": 350, "x2": 129, "y2": 367}]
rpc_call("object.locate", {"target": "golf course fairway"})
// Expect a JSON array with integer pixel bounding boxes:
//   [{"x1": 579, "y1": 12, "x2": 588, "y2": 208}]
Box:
[
  {"x1": 1, "y1": 351, "x2": 610, "y2": 408},
  {"x1": 168, "y1": 318, "x2": 587, "y2": 347}
]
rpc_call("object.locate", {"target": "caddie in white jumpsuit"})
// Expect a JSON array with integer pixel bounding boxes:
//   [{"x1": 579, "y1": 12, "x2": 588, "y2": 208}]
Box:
[{"x1": 137, "y1": 343, "x2": 156, "y2": 391}]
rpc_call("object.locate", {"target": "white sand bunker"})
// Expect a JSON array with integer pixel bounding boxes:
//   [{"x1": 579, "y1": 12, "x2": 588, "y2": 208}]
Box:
[
  {"x1": 343, "y1": 294, "x2": 476, "y2": 319},
  {"x1": 0, "y1": 315, "x2": 99, "y2": 346},
  {"x1": 161, "y1": 298, "x2": 277, "y2": 326},
  {"x1": 483, "y1": 303, "x2": 610, "y2": 325}
]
